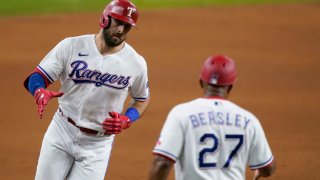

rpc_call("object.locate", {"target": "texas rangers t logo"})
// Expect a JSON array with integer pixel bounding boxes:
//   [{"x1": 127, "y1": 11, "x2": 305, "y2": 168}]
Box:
[{"x1": 127, "y1": 7, "x2": 135, "y2": 17}]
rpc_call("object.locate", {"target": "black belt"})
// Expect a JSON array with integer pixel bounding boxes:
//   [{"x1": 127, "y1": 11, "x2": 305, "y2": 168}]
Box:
[
  {"x1": 59, "y1": 108, "x2": 108, "y2": 136},
  {"x1": 67, "y1": 118, "x2": 108, "y2": 136}
]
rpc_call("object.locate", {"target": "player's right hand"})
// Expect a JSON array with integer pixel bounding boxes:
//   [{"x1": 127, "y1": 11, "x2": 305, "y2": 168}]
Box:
[{"x1": 34, "y1": 88, "x2": 64, "y2": 119}]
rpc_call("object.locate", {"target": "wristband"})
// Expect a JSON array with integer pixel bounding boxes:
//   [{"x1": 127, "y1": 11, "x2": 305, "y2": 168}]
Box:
[
  {"x1": 28, "y1": 73, "x2": 45, "y2": 95},
  {"x1": 124, "y1": 107, "x2": 140, "y2": 122}
]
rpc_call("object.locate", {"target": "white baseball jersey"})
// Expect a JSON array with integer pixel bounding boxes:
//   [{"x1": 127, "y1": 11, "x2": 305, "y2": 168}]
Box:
[
  {"x1": 153, "y1": 97, "x2": 273, "y2": 180},
  {"x1": 35, "y1": 34, "x2": 149, "y2": 131}
]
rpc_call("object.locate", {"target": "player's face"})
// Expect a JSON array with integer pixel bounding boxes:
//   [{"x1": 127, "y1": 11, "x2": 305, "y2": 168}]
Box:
[{"x1": 103, "y1": 18, "x2": 132, "y2": 47}]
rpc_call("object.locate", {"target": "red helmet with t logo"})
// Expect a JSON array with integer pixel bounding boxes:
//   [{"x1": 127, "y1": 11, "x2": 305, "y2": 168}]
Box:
[{"x1": 100, "y1": 0, "x2": 139, "y2": 28}]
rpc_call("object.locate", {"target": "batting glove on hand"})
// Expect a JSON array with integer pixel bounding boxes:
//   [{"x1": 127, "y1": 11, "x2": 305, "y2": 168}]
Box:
[
  {"x1": 34, "y1": 88, "x2": 64, "y2": 119},
  {"x1": 103, "y1": 112, "x2": 132, "y2": 134}
]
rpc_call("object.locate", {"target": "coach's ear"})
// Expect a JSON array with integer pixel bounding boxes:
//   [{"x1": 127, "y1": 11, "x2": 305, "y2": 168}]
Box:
[
  {"x1": 199, "y1": 80, "x2": 204, "y2": 88},
  {"x1": 227, "y1": 85, "x2": 233, "y2": 93}
]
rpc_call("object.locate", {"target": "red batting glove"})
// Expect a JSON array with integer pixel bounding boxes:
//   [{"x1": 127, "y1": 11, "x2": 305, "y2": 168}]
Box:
[
  {"x1": 34, "y1": 88, "x2": 64, "y2": 119},
  {"x1": 103, "y1": 112, "x2": 132, "y2": 134}
]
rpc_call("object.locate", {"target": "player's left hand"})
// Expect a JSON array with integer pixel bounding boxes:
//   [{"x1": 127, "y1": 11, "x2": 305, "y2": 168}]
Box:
[
  {"x1": 103, "y1": 112, "x2": 132, "y2": 134},
  {"x1": 34, "y1": 88, "x2": 64, "y2": 119}
]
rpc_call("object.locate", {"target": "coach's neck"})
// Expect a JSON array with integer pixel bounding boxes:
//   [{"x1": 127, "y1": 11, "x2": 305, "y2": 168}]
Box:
[{"x1": 200, "y1": 81, "x2": 232, "y2": 99}]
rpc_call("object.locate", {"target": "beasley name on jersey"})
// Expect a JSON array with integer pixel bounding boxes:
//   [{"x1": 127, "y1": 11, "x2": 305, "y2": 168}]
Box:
[{"x1": 188, "y1": 108, "x2": 251, "y2": 130}]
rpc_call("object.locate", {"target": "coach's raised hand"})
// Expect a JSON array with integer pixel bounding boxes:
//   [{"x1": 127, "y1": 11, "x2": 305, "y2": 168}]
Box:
[
  {"x1": 34, "y1": 88, "x2": 64, "y2": 119},
  {"x1": 103, "y1": 112, "x2": 132, "y2": 134}
]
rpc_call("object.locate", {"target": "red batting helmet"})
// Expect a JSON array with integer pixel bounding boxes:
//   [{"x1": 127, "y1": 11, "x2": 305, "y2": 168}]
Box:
[
  {"x1": 200, "y1": 55, "x2": 237, "y2": 86},
  {"x1": 100, "y1": 0, "x2": 139, "y2": 28}
]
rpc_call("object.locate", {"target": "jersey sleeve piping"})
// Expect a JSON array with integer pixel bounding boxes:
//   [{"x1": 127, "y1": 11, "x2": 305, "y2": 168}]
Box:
[
  {"x1": 153, "y1": 149, "x2": 177, "y2": 162},
  {"x1": 133, "y1": 96, "x2": 149, "y2": 102},
  {"x1": 23, "y1": 67, "x2": 52, "y2": 92},
  {"x1": 37, "y1": 65, "x2": 54, "y2": 83},
  {"x1": 153, "y1": 152, "x2": 176, "y2": 163},
  {"x1": 249, "y1": 155, "x2": 274, "y2": 169}
]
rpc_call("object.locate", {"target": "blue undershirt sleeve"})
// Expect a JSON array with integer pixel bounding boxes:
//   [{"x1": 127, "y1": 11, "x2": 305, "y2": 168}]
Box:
[{"x1": 28, "y1": 72, "x2": 45, "y2": 96}]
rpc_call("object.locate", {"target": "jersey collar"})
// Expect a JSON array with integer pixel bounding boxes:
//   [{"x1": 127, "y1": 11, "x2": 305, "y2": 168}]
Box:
[{"x1": 202, "y1": 96, "x2": 225, "y2": 100}]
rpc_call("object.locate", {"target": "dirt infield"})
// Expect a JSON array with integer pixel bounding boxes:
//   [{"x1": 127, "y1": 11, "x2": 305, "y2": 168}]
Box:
[{"x1": 0, "y1": 3, "x2": 319, "y2": 180}]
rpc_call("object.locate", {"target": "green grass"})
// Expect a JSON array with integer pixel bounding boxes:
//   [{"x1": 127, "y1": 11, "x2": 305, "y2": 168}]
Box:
[
  {"x1": 0, "y1": 0, "x2": 108, "y2": 16},
  {"x1": 135, "y1": 0, "x2": 319, "y2": 8},
  {"x1": 0, "y1": 0, "x2": 319, "y2": 16}
]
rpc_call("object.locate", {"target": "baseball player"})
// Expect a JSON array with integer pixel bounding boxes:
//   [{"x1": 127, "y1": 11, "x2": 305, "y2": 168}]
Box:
[
  {"x1": 148, "y1": 55, "x2": 276, "y2": 180},
  {"x1": 23, "y1": 0, "x2": 150, "y2": 179}
]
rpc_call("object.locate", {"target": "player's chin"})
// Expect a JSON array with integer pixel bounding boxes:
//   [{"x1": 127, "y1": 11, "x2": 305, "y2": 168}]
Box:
[
  {"x1": 112, "y1": 36, "x2": 126, "y2": 44},
  {"x1": 106, "y1": 38, "x2": 122, "y2": 47},
  {"x1": 112, "y1": 37, "x2": 121, "y2": 43}
]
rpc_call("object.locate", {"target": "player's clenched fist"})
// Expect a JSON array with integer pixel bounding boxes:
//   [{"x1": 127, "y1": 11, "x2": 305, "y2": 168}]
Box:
[
  {"x1": 34, "y1": 88, "x2": 64, "y2": 119},
  {"x1": 103, "y1": 112, "x2": 132, "y2": 134}
]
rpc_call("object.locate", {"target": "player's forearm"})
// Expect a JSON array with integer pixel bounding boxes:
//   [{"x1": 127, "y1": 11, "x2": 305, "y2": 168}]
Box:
[
  {"x1": 148, "y1": 156, "x2": 172, "y2": 180},
  {"x1": 148, "y1": 168, "x2": 170, "y2": 180},
  {"x1": 253, "y1": 161, "x2": 276, "y2": 179},
  {"x1": 131, "y1": 98, "x2": 150, "y2": 114},
  {"x1": 125, "y1": 98, "x2": 150, "y2": 122}
]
